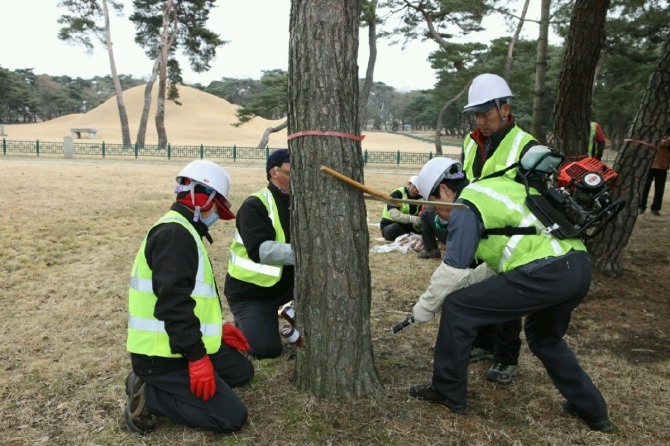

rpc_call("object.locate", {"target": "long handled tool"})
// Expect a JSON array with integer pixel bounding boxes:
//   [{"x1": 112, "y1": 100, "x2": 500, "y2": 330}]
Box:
[{"x1": 320, "y1": 166, "x2": 466, "y2": 209}]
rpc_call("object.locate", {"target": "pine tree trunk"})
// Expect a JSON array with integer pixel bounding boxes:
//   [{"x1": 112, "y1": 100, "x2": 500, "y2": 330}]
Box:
[
  {"x1": 358, "y1": 0, "x2": 378, "y2": 129},
  {"x1": 530, "y1": 0, "x2": 550, "y2": 140},
  {"x1": 588, "y1": 33, "x2": 670, "y2": 275},
  {"x1": 553, "y1": 0, "x2": 609, "y2": 156},
  {"x1": 102, "y1": 0, "x2": 131, "y2": 146},
  {"x1": 136, "y1": 60, "x2": 160, "y2": 147},
  {"x1": 288, "y1": 0, "x2": 385, "y2": 399}
]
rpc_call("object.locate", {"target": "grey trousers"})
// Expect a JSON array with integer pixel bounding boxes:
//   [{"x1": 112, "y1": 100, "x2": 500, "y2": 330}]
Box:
[
  {"x1": 432, "y1": 251, "x2": 608, "y2": 423},
  {"x1": 142, "y1": 345, "x2": 254, "y2": 433}
]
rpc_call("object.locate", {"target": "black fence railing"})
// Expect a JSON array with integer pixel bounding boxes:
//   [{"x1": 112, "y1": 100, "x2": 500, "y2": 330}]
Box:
[
  {"x1": 1, "y1": 139, "x2": 461, "y2": 166},
  {"x1": 1, "y1": 138, "x2": 615, "y2": 166}
]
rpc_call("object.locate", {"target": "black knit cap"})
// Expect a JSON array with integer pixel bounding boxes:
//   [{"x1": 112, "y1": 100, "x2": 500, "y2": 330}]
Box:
[{"x1": 266, "y1": 149, "x2": 290, "y2": 172}]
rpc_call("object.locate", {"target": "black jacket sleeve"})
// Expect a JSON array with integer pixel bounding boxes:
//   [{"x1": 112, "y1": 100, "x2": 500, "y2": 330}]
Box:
[{"x1": 145, "y1": 220, "x2": 207, "y2": 362}]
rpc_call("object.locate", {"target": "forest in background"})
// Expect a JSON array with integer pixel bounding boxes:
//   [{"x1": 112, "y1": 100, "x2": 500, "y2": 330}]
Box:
[{"x1": 1, "y1": 0, "x2": 668, "y2": 149}]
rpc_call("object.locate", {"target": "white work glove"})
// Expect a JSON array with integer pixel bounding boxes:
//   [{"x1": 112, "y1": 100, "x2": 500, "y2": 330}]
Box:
[
  {"x1": 419, "y1": 262, "x2": 475, "y2": 314},
  {"x1": 412, "y1": 301, "x2": 435, "y2": 323}
]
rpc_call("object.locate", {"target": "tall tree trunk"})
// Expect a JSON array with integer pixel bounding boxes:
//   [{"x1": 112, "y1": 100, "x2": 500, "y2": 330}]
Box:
[
  {"x1": 503, "y1": 0, "x2": 531, "y2": 82},
  {"x1": 155, "y1": 0, "x2": 176, "y2": 148},
  {"x1": 530, "y1": 0, "x2": 551, "y2": 141},
  {"x1": 359, "y1": 0, "x2": 378, "y2": 130},
  {"x1": 588, "y1": 33, "x2": 670, "y2": 276},
  {"x1": 136, "y1": 59, "x2": 160, "y2": 147},
  {"x1": 434, "y1": 81, "x2": 470, "y2": 155},
  {"x1": 553, "y1": 0, "x2": 609, "y2": 156},
  {"x1": 288, "y1": 0, "x2": 385, "y2": 399},
  {"x1": 102, "y1": 0, "x2": 131, "y2": 146}
]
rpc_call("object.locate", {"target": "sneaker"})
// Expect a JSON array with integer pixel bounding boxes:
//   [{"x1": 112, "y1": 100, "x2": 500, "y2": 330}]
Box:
[
  {"x1": 469, "y1": 347, "x2": 494, "y2": 363},
  {"x1": 486, "y1": 363, "x2": 517, "y2": 384},
  {"x1": 416, "y1": 249, "x2": 441, "y2": 259},
  {"x1": 651, "y1": 210, "x2": 661, "y2": 216},
  {"x1": 563, "y1": 401, "x2": 612, "y2": 432},
  {"x1": 409, "y1": 383, "x2": 466, "y2": 414},
  {"x1": 124, "y1": 372, "x2": 155, "y2": 435}
]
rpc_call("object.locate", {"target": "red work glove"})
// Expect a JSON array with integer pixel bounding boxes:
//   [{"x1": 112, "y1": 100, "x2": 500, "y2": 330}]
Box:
[
  {"x1": 222, "y1": 322, "x2": 251, "y2": 352},
  {"x1": 188, "y1": 355, "x2": 216, "y2": 401}
]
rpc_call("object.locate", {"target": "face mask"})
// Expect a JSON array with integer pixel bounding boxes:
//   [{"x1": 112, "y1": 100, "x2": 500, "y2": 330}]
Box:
[{"x1": 200, "y1": 212, "x2": 219, "y2": 228}]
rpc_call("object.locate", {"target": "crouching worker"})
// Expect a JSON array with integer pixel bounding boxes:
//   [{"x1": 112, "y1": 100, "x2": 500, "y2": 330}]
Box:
[
  {"x1": 408, "y1": 156, "x2": 611, "y2": 432},
  {"x1": 379, "y1": 175, "x2": 423, "y2": 241},
  {"x1": 125, "y1": 160, "x2": 254, "y2": 435}
]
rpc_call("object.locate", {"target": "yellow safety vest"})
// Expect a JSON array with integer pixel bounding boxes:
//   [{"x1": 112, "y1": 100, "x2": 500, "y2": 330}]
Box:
[
  {"x1": 127, "y1": 210, "x2": 222, "y2": 358},
  {"x1": 381, "y1": 187, "x2": 419, "y2": 221},
  {"x1": 462, "y1": 125, "x2": 536, "y2": 181},
  {"x1": 459, "y1": 178, "x2": 586, "y2": 273},
  {"x1": 227, "y1": 188, "x2": 285, "y2": 287}
]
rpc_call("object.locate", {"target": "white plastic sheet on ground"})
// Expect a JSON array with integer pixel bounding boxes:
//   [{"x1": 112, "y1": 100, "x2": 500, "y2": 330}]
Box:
[{"x1": 371, "y1": 233, "x2": 424, "y2": 254}]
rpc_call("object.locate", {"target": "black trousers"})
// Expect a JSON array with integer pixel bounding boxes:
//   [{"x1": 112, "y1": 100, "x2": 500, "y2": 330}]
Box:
[
  {"x1": 141, "y1": 345, "x2": 254, "y2": 433},
  {"x1": 228, "y1": 287, "x2": 293, "y2": 358},
  {"x1": 423, "y1": 208, "x2": 522, "y2": 365},
  {"x1": 381, "y1": 222, "x2": 417, "y2": 241},
  {"x1": 420, "y1": 209, "x2": 448, "y2": 250},
  {"x1": 640, "y1": 168, "x2": 667, "y2": 212},
  {"x1": 432, "y1": 251, "x2": 608, "y2": 423}
]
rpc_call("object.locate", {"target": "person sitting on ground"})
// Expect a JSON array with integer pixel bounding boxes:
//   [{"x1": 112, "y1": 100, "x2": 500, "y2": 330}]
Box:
[
  {"x1": 125, "y1": 160, "x2": 254, "y2": 435},
  {"x1": 379, "y1": 175, "x2": 422, "y2": 241},
  {"x1": 224, "y1": 149, "x2": 295, "y2": 359},
  {"x1": 408, "y1": 156, "x2": 611, "y2": 432}
]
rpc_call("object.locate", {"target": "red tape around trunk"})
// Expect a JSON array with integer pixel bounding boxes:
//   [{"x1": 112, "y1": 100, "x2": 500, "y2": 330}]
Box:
[{"x1": 287, "y1": 130, "x2": 366, "y2": 141}]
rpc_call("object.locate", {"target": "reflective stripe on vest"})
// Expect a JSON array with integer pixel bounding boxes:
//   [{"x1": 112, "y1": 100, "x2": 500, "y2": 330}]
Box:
[
  {"x1": 127, "y1": 210, "x2": 222, "y2": 358},
  {"x1": 227, "y1": 188, "x2": 285, "y2": 287},
  {"x1": 460, "y1": 179, "x2": 586, "y2": 272},
  {"x1": 463, "y1": 126, "x2": 535, "y2": 181}
]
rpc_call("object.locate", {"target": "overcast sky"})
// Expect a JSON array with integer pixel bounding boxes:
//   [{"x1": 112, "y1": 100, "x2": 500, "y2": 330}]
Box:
[{"x1": 1, "y1": 0, "x2": 550, "y2": 92}]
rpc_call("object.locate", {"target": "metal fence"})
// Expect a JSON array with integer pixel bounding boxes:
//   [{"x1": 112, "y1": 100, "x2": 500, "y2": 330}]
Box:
[
  {"x1": 1, "y1": 139, "x2": 459, "y2": 166},
  {"x1": 1, "y1": 138, "x2": 615, "y2": 166}
]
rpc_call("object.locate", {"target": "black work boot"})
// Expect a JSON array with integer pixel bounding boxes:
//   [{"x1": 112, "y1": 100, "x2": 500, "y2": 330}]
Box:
[{"x1": 409, "y1": 384, "x2": 466, "y2": 414}]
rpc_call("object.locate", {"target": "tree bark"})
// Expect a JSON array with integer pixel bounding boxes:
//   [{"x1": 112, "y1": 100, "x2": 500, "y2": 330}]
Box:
[
  {"x1": 136, "y1": 59, "x2": 159, "y2": 148},
  {"x1": 588, "y1": 33, "x2": 670, "y2": 276},
  {"x1": 288, "y1": 0, "x2": 385, "y2": 399},
  {"x1": 102, "y1": 0, "x2": 131, "y2": 146},
  {"x1": 530, "y1": 0, "x2": 550, "y2": 141},
  {"x1": 553, "y1": 0, "x2": 609, "y2": 156},
  {"x1": 155, "y1": 0, "x2": 177, "y2": 148}
]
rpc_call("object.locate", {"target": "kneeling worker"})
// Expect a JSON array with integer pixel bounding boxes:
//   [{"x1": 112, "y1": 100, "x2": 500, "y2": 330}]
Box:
[{"x1": 125, "y1": 160, "x2": 254, "y2": 435}]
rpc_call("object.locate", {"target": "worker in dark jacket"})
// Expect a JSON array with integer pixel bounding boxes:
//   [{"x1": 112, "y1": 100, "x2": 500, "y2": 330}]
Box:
[
  {"x1": 125, "y1": 160, "x2": 253, "y2": 435},
  {"x1": 225, "y1": 149, "x2": 295, "y2": 358}
]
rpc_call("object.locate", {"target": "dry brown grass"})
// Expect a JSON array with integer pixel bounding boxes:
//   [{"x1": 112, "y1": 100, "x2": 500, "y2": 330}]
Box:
[{"x1": 0, "y1": 157, "x2": 668, "y2": 446}]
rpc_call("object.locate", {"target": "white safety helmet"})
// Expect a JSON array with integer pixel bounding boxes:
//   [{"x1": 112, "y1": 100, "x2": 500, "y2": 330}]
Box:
[
  {"x1": 408, "y1": 175, "x2": 419, "y2": 186},
  {"x1": 463, "y1": 73, "x2": 513, "y2": 113},
  {"x1": 416, "y1": 157, "x2": 465, "y2": 199},
  {"x1": 175, "y1": 160, "x2": 235, "y2": 220}
]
